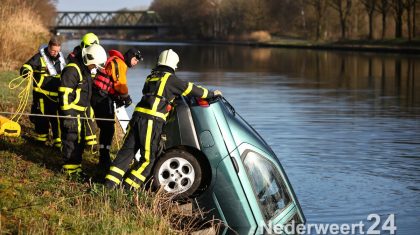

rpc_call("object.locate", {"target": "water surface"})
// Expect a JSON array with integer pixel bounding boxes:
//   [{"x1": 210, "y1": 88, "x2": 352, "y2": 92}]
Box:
[{"x1": 63, "y1": 40, "x2": 420, "y2": 234}]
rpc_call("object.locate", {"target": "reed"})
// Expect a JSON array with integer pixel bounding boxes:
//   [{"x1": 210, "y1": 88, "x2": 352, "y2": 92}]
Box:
[{"x1": 0, "y1": 0, "x2": 49, "y2": 71}]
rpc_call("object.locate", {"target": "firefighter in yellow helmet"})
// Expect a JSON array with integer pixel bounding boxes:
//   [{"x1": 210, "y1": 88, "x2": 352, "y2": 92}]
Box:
[
  {"x1": 67, "y1": 32, "x2": 100, "y2": 149},
  {"x1": 20, "y1": 36, "x2": 66, "y2": 148},
  {"x1": 105, "y1": 49, "x2": 222, "y2": 189},
  {"x1": 59, "y1": 44, "x2": 107, "y2": 176},
  {"x1": 67, "y1": 33, "x2": 99, "y2": 63}
]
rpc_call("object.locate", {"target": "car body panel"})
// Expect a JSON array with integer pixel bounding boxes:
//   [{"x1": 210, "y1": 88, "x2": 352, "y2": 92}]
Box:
[{"x1": 163, "y1": 97, "x2": 305, "y2": 234}]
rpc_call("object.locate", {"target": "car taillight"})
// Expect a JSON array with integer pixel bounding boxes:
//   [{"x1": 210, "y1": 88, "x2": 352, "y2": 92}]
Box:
[{"x1": 197, "y1": 98, "x2": 209, "y2": 107}]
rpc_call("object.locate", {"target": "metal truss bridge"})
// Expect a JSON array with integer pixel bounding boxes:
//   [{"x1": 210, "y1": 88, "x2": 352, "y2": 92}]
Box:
[{"x1": 53, "y1": 11, "x2": 168, "y2": 31}]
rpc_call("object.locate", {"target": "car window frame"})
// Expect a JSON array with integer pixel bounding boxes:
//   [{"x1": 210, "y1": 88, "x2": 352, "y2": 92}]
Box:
[{"x1": 241, "y1": 149, "x2": 294, "y2": 222}]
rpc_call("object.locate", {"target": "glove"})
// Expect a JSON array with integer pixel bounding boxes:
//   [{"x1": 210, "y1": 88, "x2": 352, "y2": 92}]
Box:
[
  {"x1": 213, "y1": 90, "x2": 223, "y2": 97},
  {"x1": 123, "y1": 95, "x2": 132, "y2": 108},
  {"x1": 115, "y1": 97, "x2": 125, "y2": 108},
  {"x1": 20, "y1": 68, "x2": 32, "y2": 78}
]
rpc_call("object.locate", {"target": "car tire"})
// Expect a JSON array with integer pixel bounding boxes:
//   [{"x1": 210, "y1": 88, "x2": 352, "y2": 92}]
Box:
[{"x1": 153, "y1": 149, "x2": 202, "y2": 199}]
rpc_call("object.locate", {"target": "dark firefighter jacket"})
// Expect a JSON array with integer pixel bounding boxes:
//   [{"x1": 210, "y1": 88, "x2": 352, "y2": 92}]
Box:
[
  {"x1": 20, "y1": 47, "x2": 65, "y2": 98},
  {"x1": 58, "y1": 59, "x2": 93, "y2": 116},
  {"x1": 135, "y1": 65, "x2": 215, "y2": 121}
]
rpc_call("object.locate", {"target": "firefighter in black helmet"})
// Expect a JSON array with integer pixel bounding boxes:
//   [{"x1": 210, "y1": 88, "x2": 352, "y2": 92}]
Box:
[{"x1": 105, "y1": 49, "x2": 222, "y2": 189}]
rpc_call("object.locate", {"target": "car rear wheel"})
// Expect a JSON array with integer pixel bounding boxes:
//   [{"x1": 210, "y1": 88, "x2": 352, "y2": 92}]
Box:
[{"x1": 153, "y1": 149, "x2": 202, "y2": 199}]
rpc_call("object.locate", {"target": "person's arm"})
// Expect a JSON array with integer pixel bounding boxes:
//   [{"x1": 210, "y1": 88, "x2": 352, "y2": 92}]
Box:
[
  {"x1": 110, "y1": 58, "x2": 133, "y2": 107},
  {"x1": 58, "y1": 67, "x2": 79, "y2": 116},
  {"x1": 20, "y1": 54, "x2": 40, "y2": 77},
  {"x1": 171, "y1": 75, "x2": 221, "y2": 99}
]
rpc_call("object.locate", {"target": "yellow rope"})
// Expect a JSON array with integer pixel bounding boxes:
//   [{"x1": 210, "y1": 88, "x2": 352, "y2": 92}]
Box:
[
  {"x1": 8, "y1": 72, "x2": 59, "y2": 123},
  {"x1": 84, "y1": 110, "x2": 98, "y2": 155},
  {"x1": 8, "y1": 72, "x2": 32, "y2": 122}
]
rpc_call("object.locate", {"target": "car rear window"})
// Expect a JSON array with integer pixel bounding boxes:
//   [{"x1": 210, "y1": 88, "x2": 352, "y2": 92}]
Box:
[{"x1": 243, "y1": 151, "x2": 291, "y2": 220}]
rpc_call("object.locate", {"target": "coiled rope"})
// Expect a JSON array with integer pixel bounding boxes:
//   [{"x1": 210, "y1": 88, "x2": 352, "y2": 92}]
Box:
[
  {"x1": 5, "y1": 72, "x2": 130, "y2": 151},
  {"x1": 8, "y1": 71, "x2": 32, "y2": 122}
]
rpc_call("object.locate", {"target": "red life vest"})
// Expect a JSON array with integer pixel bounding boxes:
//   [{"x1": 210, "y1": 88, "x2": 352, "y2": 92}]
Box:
[{"x1": 93, "y1": 50, "x2": 125, "y2": 96}]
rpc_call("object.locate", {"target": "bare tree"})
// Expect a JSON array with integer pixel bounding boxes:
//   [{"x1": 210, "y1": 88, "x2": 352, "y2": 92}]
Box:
[
  {"x1": 375, "y1": 0, "x2": 391, "y2": 39},
  {"x1": 390, "y1": 0, "x2": 404, "y2": 38},
  {"x1": 414, "y1": 0, "x2": 417, "y2": 37},
  {"x1": 360, "y1": 0, "x2": 377, "y2": 39},
  {"x1": 307, "y1": 0, "x2": 328, "y2": 40},
  {"x1": 209, "y1": 0, "x2": 222, "y2": 38},
  {"x1": 219, "y1": 0, "x2": 248, "y2": 35},
  {"x1": 402, "y1": 0, "x2": 416, "y2": 40},
  {"x1": 329, "y1": 0, "x2": 353, "y2": 39},
  {"x1": 265, "y1": 0, "x2": 303, "y2": 36},
  {"x1": 243, "y1": 0, "x2": 270, "y2": 31}
]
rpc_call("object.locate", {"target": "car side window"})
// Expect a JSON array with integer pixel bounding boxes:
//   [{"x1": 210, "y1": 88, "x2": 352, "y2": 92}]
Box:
[{"x1": 243, "y1": 151, "x2": 291, "y2": 220}]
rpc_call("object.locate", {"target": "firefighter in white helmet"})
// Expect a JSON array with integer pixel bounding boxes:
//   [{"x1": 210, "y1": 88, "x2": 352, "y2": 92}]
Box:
[
  {"x1": 59, "y1": 44, "x2": 107, "y2": 176},
  {"x1": 105, "y1": 49, "x2": 222, "y2": 189},
  {"x1": 67, "y1": 32, "x2": 101, "y2": 148}
]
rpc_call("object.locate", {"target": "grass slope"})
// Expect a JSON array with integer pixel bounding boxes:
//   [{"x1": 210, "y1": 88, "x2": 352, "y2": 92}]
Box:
[{"x1": 0, "y1": 72, "x2": 202, "y2": 234}]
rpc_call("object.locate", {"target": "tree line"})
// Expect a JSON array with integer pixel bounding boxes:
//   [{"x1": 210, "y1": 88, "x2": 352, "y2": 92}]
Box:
[{"x1": 150, "y1": 0, "x2": 419, "y2": 41}]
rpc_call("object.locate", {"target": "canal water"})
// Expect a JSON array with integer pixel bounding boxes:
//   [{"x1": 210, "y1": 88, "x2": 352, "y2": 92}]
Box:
[{"x1": 64, "y1": 40, "x2": 420, "y2": 234}]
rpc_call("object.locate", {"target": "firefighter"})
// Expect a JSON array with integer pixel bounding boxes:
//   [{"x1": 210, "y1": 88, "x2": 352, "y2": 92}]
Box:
[
  {"x1": 59, "y1": 44, "x2": 107, "y2": 176},
  {"x1": 67, "y1": 32, "x2": 99, "y2": 63},
  {"x1": 20, "y1": 36, "x2": 66, "y2": 148},
  {"x1": 105, "y1": 49, "x2": 222, "y2": 189},
  {"x1": 91, "y1": 48, "x2": 143, "y2": 170},
  {"x1": 67, "y1": 32, "x2": 100, "y2": 148}
]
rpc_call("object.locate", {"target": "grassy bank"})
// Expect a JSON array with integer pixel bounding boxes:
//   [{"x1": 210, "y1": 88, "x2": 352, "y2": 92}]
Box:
[
  {"x1": 0, "y1": 72, "x2": 206, "y2": 234},
  {"x1": 249, "y1": 37, "x2": 420, "y2": 54}
]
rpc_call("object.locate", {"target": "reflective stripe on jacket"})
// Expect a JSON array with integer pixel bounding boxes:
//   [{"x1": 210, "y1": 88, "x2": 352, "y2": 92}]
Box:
[
  {"x1": 20, "y1": 48, "x2": 64, "y2": 98},
  {"x1": 135, "y1": 65, "x2": 214, "y2": 121},
  {"x1": 59, "y1": 62, "x2": 92, "y2": 115}
]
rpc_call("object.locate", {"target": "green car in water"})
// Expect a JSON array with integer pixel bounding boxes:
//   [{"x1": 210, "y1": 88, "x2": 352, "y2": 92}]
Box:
[{"x1": 153, "y1": 96, "x2": 305, "y2": 234}]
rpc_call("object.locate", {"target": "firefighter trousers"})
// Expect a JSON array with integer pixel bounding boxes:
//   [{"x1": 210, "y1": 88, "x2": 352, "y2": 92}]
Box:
[
  {"x1": 30, "y1": 92, "x2": 61, "y2": 147},
  {"x1": 91, "y1": 93, "x2": 115, "y2": 167},
  {"x1": 105, "y1": 113, "x2": 164, "y2": 189},
  {"x1": 84, "y1": 107, "x2": 97, "y2": 146},
  {"x1": 61, "y1": 114, "x2": 86, "y2": 175}
]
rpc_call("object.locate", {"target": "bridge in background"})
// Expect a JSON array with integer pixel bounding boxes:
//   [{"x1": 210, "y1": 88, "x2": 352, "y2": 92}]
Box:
[{"x1": 52, "y1": 11, "x2": 169, "y2": 32}]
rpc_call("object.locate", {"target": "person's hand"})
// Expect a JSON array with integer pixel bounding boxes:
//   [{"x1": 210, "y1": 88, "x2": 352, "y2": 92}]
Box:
[
  {"x1": 115, "y1": 97, "x2": 124, "y2": 108},
  {"x1": 123, "y1": 95, "x2": 132, "y2": 108},
  {"x1": 213, "y1": 90, "x2": 223, "y2": 97}
]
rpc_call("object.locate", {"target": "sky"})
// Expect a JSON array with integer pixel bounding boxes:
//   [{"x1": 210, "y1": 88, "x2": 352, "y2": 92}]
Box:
[{"x1": 56, "y1": 0, "x2": 153, "y2": 11}]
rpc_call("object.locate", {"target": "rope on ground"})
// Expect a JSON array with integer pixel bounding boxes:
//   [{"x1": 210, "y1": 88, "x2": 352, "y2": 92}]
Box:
[{"x1": 8, "y1": 72, "x2": 32, "y2": 122}]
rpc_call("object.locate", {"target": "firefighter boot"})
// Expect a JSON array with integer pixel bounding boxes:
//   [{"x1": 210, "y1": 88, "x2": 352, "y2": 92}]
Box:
[{"x1": 98, "y1": 145, "x2": 112, "y2": 171}]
